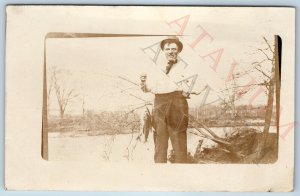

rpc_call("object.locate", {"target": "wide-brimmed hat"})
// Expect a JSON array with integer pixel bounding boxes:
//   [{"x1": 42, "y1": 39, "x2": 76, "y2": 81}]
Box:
[{"x1": 160, "y1": 36, "x2": 183, "y2": 52}]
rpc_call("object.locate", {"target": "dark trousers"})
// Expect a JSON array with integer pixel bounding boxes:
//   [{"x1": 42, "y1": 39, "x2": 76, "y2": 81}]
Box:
[{"x1": 152, "y1": 91, "x2": 188, "y2": 163}]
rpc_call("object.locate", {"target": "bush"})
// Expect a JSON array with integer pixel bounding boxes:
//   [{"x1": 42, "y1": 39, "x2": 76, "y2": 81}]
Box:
[{"x1": 48, "y1": 111, "x2": 141, "y2": 135}]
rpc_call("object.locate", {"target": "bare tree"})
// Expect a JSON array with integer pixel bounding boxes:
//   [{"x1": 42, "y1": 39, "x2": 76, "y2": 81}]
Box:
[
  {"x1": 231, "y1": 36, "x2": 278, "y2": 160},
  {"x1": 254, "y1": 37, "x2": 276, "y2": 159},
  {"x1": 52, "y1": 68, "x2": 78, "y2": 119},
  {"x1": 82, "y1": 96, "x2": 86, "y2": 118},
  {"x1": 47, "y1": 66, "x2": 56, "y2": 116}
]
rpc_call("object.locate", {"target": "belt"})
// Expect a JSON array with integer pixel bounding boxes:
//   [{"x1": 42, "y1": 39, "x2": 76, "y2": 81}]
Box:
[{"x1": 155, "y1": 91, "x2": 188, "y2": 99}]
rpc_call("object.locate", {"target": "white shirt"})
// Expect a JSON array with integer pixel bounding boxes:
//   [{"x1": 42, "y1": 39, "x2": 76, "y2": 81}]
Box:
[{"x1": 145, "y1": 60, "x2": 190, "y2": 94}]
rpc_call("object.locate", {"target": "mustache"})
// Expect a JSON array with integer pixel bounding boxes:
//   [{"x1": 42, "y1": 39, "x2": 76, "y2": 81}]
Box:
[{"x1": 168, "y1": 54, "x2": 176, "y2": 57}]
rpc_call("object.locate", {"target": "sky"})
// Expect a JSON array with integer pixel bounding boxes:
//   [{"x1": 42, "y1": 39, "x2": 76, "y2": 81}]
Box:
[{"x1": 46, "y1": 17, "x2": 276, "y2": 116}]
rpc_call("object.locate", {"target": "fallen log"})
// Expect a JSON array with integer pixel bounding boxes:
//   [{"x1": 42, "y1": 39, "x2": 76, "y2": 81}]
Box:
[{"x1": 188, "y1": 115, "x2": 242, "y2": 162}]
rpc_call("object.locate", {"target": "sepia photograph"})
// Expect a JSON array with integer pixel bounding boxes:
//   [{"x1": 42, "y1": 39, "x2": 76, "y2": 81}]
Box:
[
  {"x1": 5, "y1": 6, "x2": 295, "y2": 191},
  {"x1": 44, "y1": 32, "x2": 281, "y2": 164}
]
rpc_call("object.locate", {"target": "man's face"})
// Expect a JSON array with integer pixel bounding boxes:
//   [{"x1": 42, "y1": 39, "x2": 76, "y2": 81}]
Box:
[{"x1": 163, "y1": 43, "x2": 179, "y2": 63}]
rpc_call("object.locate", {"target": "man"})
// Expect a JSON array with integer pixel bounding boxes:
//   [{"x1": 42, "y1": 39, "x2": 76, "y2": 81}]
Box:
[{"x1": 140, "y1": 36, "x2": 189, "y2": 163}]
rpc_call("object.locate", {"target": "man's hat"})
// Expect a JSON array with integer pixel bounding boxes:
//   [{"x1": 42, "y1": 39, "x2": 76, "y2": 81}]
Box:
[{"x1": 160, "y1": 36, "x2": 183, "y2": 52}]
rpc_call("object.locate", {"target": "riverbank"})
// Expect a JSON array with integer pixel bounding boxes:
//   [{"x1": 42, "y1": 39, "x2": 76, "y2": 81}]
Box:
[{"x1": 48, "y1": 126, "x2": 277, "y2": 164}]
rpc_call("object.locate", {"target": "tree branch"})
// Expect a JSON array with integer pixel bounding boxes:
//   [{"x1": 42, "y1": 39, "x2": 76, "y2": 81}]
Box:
[
  {"x1": 258, "y1": 48, "x2": 272, "y2": 61},
  {"x1": 263, "y1": 36, "x2": 274, "y2": 53},
  {"x1": 254, "y1": 66, "x2": 271, "y2": 79}
]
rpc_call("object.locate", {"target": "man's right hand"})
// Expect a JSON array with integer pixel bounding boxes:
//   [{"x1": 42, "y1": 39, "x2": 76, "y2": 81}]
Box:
[
  {"x1": 140, "y1": 73, "x2": 147, "y2": 82},
  {"x1": 140, "y1": 73, "x2": 147, "y2": 92}
]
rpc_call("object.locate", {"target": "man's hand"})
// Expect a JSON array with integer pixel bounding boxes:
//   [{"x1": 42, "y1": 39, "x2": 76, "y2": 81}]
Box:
[
  {"x1": 182, "y1": 91, "x2": 190, "y2": 99},
  {"x1": 190, "y1": 85, "x2": 209, "y2": 95},
  {"x1": 140, "y1": 73, "x2": 148, "y2": 92}
]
